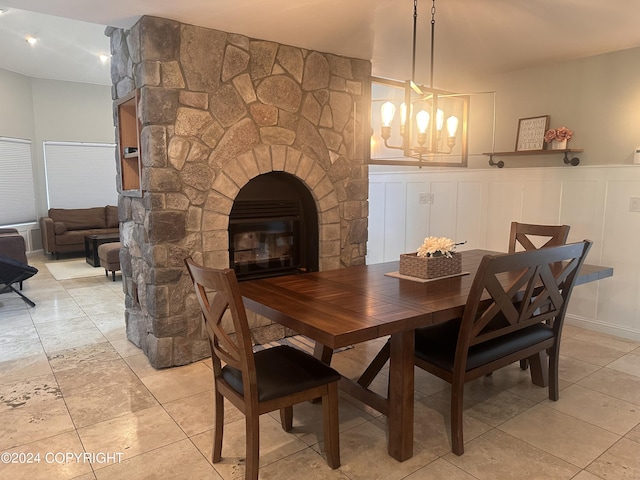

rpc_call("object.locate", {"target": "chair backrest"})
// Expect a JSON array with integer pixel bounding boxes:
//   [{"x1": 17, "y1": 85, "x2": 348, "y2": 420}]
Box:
[
  {"x1": 456, "y1": 240, "x2": 592, "y2": 364},
  {"x1": 508, "y1": 222, "x2": 570, "y2": 253},
  {"x1": 184, "y1": 257, "x2": 257, "y2": 398}
]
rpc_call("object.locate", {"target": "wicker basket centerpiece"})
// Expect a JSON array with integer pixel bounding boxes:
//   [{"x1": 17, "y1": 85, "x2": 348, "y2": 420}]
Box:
[{"x1": 399, "y1": 236, "x2": 462, "y2": 280}]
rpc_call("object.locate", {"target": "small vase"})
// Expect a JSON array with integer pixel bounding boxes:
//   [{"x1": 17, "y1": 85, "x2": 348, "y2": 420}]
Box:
[{"x1": 551, "y1": 139, "x2": 567, "y2": 150}]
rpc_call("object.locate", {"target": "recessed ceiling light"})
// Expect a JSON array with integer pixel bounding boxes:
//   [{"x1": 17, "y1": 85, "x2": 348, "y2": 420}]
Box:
[
  {"x1": 99, "y1": 54, "x2": 110, "y2": 64},
  {"x1": 26, "y1": 36, "x2": 37, "y2": 45},
  {"x1": 0, "y1": 8, "x2": 8, "y2": 14}
]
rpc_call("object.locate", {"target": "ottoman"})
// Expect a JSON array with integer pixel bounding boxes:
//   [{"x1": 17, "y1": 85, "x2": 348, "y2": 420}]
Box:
[{"x1": 98, "y1": 242, "x2": 121, "y2": 281}]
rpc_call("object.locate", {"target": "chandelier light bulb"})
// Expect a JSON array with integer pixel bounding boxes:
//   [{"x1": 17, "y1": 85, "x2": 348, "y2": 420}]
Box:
[
  {"x1": 436, "y1": 109, "x2": 444, "y2": 131},
  {"x1": 446, "y1": 116, "x2": 459, "y2": 138},
  {"x1": 381, "y1": 102, "x2": 396, "y2": 127},
  {"x1": 26, "y1": 36, "x2": 38, "y2": 46},
  {"x1": 416, "y1": 110, "x2": 430, "y2": 134}
]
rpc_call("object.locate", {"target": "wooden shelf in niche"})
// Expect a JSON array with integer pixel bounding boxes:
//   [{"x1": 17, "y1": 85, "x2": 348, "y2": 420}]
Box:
[
  {"x1": 483, "y1": 149, "x2": 583, "y2": 168},
  {"x1": 116, "y1": 90, "x2": 142, "y2": 196}
]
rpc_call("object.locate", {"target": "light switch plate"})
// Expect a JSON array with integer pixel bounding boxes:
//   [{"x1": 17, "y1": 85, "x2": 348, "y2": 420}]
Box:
[{"x1": 629, "y1": 197, "x2": 640, "y2": 212}]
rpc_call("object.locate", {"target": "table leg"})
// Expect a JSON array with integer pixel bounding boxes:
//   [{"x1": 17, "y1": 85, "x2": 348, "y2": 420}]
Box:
[{"x1": 387, "y1": 330, "x2": 414, "y2": 461}]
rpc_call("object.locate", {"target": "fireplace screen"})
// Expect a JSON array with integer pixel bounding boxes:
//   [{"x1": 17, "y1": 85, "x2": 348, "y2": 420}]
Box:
[{"x1": 231, "y1": 220, "x2": 299, "y2": 278}]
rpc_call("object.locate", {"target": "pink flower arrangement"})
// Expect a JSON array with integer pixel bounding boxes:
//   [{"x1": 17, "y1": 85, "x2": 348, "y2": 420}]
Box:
[{"x1": 544, "y1": 126, "x2": 573, "y2": 143}]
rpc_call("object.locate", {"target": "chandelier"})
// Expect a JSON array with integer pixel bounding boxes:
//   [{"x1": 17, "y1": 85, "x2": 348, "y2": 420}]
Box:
[{"x1": 371, "y1": 0, "x2": 469, "y2": 167}]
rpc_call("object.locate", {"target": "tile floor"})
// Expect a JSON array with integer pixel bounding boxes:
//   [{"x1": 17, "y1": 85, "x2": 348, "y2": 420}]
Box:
[{"x1": 1, "y1": 252, "x2": 640, "y2": 479}]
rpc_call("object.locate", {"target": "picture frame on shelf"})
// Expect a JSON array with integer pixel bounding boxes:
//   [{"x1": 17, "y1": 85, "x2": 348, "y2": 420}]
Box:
[{"x1": 515, "y1": 115, "x2": 549, "y2": 151}]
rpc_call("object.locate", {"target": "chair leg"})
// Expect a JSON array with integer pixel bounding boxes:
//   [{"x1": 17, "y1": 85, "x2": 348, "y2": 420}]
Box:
[
  {"x1": 212, "y1": 391, "x2": 224, "y2": 463},
  {"x1": 322, "y1": 382, "x2": 341, "y2": 469},
  {"x1": 245, "y1": 411, "x2": 260, "y2": 480},
  {"x1": 280, "y1": 406, "x2": 293, "y2": 432},
  {"x1": 548, "y1": 346, "x2": 560, "y2": 401},
  {"x1": 111, "y1": 270, "x2": 116, "y2": 281},
  {"x1": 519, "y1": 359, "x2": 529, "y2": 370},
  {"x1": 451, "y1": 379, "x2": 465, "y2": 456},
  {"x1": 528, "y1": 351, "x2": 549, "y2": 387}
]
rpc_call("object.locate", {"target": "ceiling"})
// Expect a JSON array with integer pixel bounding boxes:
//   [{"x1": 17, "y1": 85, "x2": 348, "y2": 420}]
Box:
[{"x1": 1, "y1": 0, "x2": 640, "y2": 87}]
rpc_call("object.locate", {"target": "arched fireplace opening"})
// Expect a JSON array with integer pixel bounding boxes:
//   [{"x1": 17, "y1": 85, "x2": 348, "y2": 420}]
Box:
[{"x1": 229, "y1": 172, "x2": 319, "y2": 281}]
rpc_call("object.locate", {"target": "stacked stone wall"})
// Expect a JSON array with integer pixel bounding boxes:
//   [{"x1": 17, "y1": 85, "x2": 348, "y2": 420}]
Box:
[{"x1": 109, "y1": 16, "x2": 371, "y2": 367}]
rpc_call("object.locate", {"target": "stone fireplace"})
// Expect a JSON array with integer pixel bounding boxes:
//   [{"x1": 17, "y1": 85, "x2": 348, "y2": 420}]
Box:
[{"x1": 108, "y1": 16, "x2": 371, "y2": 368}]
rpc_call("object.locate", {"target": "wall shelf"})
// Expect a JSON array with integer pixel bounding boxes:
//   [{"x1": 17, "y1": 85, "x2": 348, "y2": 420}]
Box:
[{"x1": 483, "y1": 148, "x2": 584, "y2": 168}]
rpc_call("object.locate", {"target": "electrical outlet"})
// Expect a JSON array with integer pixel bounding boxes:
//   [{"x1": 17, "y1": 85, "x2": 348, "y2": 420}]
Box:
[
  {"x1": 419, "y1": 192, "x2": 428, "y2": 204},
  {"x1": 630, "y1": 197, "x2": 640, "y2": 212}
]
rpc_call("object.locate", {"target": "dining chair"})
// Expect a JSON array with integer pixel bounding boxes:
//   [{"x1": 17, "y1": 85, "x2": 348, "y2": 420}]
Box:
[
  {"x1": 508, "y1": 221, "x2": 570, "y2": 369},
  {"x1": 184, "y1": 258, "x2": 341, "y2": 479},
  {"x1": 413, "y1": 240, "x2": 591, "y2": 455},
  {"x1": 508, "y1": 221, "x2": 570, "y2": 253}
]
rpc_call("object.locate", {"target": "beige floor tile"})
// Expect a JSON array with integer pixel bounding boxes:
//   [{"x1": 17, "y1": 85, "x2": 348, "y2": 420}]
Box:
[
  {"x1": 476, "y1": 363, "x2": 556, "y2": 404},
  {"x1": 64, "y1": 379, "x2": 158, "y2": 428},
  {"x1": 0, "y1": 397, "x2": 75, "y2": 450},
  {"x1": 414, "y1": 366, "x2": 449, "y2": 396},
  {"x1": 431, "y1": 379, "x2": 536, "y2": 427},
  {"x1": 413, "y1": 395, "x2": 492, "y2": 457},
  {"x1": 94, "y1": 438, "x2": 220, "y2": 480},
  {"x1": 140, "y1": 361, "x2": 214, "y2": 404},
  {"x1": 29, "y1": 297, "x2": 87, "y2": 324},
  {"x1": 0, "y1": 353, "x2": 52, "y2": 385},
  {"x1": 578, "y1": 367, "x2": 640, "y2": 406},
  {"x1": 259, "y1": 447, "x2": 350, "y2": 480},
  {"x1": 498, "y1": 404, "x2": 620, "y2": 468},
  {"x1": 572, "y1": 329, "x2": 640, "y2": 353},
  {"x1": 47, "y1": 341, "x2": 121, "y2": 373},
  {"x1": 446, "y1": 429, "x2": 580, "y2": 480},
  {"x1": 76, "y1": 405, "x2": 186, "y2": 467},
  {"x1": 190, "y1": 413, "x2": 311, "y2": 480},
  {"x1": 34, "y1": 315, "x2": 96, "y2": 337},
  {"x1": 625, "y1": 423, "x2": 640, "y2": 443},
  {"x1": 0, "y1": 322, "x2": 39, "y2": 345},
  {"x1": 558, "y1": 354, "x2": 602, "y2": 383},
  {"x1": 54, "y1": 357, "x2": 138, "y2": 394},
  {"x1": 561, "y1": 337, "x2": 629, "y2": 366},
  {"x1": 334, "y1": 419, "x2": 438, "y2": 480},
  {"x1": 586, "y1": 438, "x2": 640, "y2": 480},
  {"x1": 163, "y1": 389, "x2": 220, "y2": 437},
  {"x1": 89, "y1": 312, "x2": 127, "y2": 341},
  {"x1": 543, "y1": 384, "x2": 640, "y2": 435},
  {"x1": 109, "y1": 337, "x2": 143, "y2": 358},
  {"x1": 607, "y1": 352, "x2": 640, "y2": 378},
  {"x1": 404, "y1": 458, "x2": 478, "y2": 480},
  {"x1": 39, "y1": 326, "x2": 108, "y2": 354},
  {"x1": 0, "y1": 373, "x2": 61, "y2": 412},
  {"x1": 0, "y1": 337, "x2": 45, "y2": 363},
  {"x1": 0, "y1": 431, "x2": 93, "y2": 480},
  {"x1": 123, "y1": 352, "x2": 163, "y2": 378},
  {"x1": 571, "y1": 471, "x2": 604, "y2": 480}
]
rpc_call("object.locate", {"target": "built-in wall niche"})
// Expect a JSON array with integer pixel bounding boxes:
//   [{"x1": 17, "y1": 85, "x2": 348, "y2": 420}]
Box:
[{"x1": 115, "y1": 90, "x2": 142, "y2": 196}]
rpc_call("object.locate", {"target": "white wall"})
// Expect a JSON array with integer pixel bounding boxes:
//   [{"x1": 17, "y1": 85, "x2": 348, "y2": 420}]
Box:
[
  {"x1": 0, "y1": 69, "x2": 114, "y2": 249},
  {"x1": 368, "y1": 164, "x2": 640, "y2": 341}
]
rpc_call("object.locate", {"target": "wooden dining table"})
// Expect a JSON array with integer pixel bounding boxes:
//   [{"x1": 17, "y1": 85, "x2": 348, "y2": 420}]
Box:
[{"x1": 239, "y1": 249, "x2": 613, "y2": 462}]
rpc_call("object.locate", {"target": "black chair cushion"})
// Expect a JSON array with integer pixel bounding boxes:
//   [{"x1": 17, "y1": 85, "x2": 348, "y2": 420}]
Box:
[
  {"x1": 414, "y1": 319, "x2": 554, "y2": 372},
  {"x1": 222, "y1": 345, "x2": 342, "y2": 402},
  {"x1": 0, "y1": 254, "x2": 38, "y2": 285}
]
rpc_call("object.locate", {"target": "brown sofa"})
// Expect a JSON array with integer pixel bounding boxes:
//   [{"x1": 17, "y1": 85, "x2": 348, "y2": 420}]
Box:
[
  {"x1": 0, "y1": 228, "x2": 28, "y2": 264},
  {"x1": 40, "y1": 206, "x2": 119, "y2": 258}
]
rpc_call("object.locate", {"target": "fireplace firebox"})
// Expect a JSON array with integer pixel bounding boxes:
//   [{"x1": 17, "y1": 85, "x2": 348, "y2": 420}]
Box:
[{"x1": 229, "y1": 173, "x2": 318, "y2": 281}]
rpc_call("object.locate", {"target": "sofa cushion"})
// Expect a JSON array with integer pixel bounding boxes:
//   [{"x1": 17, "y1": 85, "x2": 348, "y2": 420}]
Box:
[
  {"x1": 54, "y1": 222, "x2": 67, "y2": 235},
  {"x1": 49, "y1": 207, "x2": 107, "y2": 230},
  {"x1": 106, "y1": 205, "x2": 119, "y2": 228},
  {"x1": 55, "y1": 228, "x2": 119, "y2": 246}
]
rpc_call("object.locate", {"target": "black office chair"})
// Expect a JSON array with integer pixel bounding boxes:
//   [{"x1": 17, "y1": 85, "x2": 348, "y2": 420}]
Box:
[{"x1": 0, "y1": 254, "x2": 38, "y2": 307}]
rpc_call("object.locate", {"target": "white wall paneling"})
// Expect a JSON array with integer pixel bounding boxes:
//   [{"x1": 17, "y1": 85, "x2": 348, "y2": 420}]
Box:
[{"x1": 368, "y1": 165, "x2": 640, "y2": 341}]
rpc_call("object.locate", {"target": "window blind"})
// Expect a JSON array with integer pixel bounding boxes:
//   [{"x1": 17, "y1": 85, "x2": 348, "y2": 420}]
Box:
[
  {"x1": 43, "y1": 141, "x2": 118, "y2": 209},
  {"x1": 0, "y1": 137, "x2": 37, "y2": 226}
]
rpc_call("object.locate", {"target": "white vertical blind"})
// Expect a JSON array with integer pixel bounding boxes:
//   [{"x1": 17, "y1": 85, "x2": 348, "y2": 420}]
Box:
[
  {"x1": 0, "y1": 137, "x2": 37, "y2": 226},
  {"x1": 43, "y1": 141, "x2": 118, "y2": 209}
]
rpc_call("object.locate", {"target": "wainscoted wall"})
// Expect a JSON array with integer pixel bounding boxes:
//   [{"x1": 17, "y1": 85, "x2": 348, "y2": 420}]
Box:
[{"x1": 368, "y1": 165, "x2": 640, "y2": 341}]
